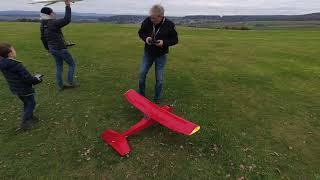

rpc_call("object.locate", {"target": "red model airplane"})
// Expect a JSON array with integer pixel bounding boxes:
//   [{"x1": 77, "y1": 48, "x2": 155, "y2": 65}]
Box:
[{"x1": 101, "y1": 89, "x2": 200, "y2": 156}]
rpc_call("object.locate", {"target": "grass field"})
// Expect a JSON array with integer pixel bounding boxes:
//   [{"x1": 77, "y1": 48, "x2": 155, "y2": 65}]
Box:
[{"x1": 0, "y1": 22, "x2": 319, "y2": 179}]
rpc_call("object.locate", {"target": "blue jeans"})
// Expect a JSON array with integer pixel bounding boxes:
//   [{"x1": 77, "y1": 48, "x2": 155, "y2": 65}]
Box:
[
  {"x1": 139, "y1": 51, "x2": 167, "y2": 100},
  {"x1": 50, "y1": 49, "x2": 76, "y2": 88},
  {"x1": 18, "y1": 95, "x2": 36, "y2": 127}
]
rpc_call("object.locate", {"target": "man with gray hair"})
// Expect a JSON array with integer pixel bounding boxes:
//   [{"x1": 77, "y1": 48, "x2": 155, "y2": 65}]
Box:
[{"x1": 138, "y1": 4, "x2": 179, "y2": 104}]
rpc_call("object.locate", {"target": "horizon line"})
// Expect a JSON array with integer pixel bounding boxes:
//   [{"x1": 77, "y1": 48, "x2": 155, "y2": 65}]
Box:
[{"x1": 1, "y1": 10, "x2": 320, "y2": 17}]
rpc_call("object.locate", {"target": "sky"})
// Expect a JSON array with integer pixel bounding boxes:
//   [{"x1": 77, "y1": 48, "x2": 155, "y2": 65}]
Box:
[{"x1": 1, "y1": 0, "x2": 320, "y2": 16}]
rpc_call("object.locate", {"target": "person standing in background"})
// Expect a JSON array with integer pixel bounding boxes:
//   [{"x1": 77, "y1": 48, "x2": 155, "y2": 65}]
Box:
[
  {"x1": 40, "y1": 0, "x2": 77, "y2": 91},
  {"x1": 138, "y1": 4, "x2": 179, "y2": 104}
]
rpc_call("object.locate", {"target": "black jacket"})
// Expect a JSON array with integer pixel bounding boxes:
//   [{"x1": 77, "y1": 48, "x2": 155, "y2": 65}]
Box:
[
  {"x1": 41, "y1": 6, "x2": 71, "y2": 50},
  {"x1": 138, "y1": 17, "x2": 178, "y2": 57},
  {"x1": 0, "y1": 58, "x2": 41, "y2": 96}
]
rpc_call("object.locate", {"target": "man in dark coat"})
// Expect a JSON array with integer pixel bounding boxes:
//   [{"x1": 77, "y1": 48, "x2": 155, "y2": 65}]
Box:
[
  {"x1": 138, "y1": 4, "x2": 179, "y2": 103},
  {"x1": 0, "y1": 43, "x2": 43, "y2": 131},
  {"x1": 40, "y1": 0, "x2": 77, "y2": 91}
]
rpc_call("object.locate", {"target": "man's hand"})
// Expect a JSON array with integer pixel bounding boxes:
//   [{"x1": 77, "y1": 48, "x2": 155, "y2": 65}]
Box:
[
  {"x1": 65, "y1": 0, "x2": 71, "y2": 6},
  {"x1": 146, "y1": 37, "x2": 152, "y2": 45},
  {"x1": 156, "y1": 40, "x2": 164, "y2": 47},
  {"x1": 34, "y1": 74, "x2": 44, "y2": 83}
]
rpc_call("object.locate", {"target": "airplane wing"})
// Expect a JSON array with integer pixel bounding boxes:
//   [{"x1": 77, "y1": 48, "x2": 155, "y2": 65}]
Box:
[
  {"x1": 30, "y1": 0, "x2": 83, "y2": 5},
  {"x1": 45, "y1": 1, "x2": 58, "y2": 6},
  {"x1": 124, "y1": 90, "x2": 200, "y2": 136}
]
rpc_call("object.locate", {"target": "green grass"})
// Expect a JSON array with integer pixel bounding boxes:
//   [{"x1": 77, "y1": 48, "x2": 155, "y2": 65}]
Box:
[{"x1": 0, "y1": 22, "x2": 319, "y2": 179}]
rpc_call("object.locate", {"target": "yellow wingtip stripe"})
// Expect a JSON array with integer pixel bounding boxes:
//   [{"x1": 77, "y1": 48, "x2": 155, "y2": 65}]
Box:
[{"x1": 190, "y1": 126, "x2": 200, "y2": 135}]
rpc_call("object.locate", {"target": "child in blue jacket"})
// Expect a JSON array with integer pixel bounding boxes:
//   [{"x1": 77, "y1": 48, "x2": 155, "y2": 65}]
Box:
[{"x1": 0, "y1": 43, "x2": 43, "y2": 131}]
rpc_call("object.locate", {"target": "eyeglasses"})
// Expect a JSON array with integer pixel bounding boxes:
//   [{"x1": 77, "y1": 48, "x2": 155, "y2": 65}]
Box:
[{"x1": 150, "y1": 15, "x2": 162, "y2": 19}]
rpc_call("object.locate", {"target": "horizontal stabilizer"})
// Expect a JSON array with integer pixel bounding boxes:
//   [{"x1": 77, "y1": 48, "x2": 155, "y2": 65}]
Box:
[
  {"x1": 101, "y1": 106, "x2": 174, "y2": 156},
  {"x1": 101, "y1": 130, "x2": 131, "y2": 156}
]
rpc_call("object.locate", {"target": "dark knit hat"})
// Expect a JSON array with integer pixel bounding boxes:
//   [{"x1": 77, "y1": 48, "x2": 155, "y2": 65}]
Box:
[{"x1": 41, "y1": 7, "x2": 53, "y2": 15}]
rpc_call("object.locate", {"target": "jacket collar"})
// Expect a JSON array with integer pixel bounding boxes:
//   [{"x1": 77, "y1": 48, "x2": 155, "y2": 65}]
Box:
[{"x1": 6, "y1": 58, "x2": 22, "y2": 63}]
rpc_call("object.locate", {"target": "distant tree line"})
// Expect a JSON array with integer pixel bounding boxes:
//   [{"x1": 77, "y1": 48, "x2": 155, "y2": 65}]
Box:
[
  {"x1": 98, "y1": 15, "x2": 146, "y2": 24},
  {"x1": 219, "y1": 26, "x2": 251, "y2": 30},
  {"x1": 16, "y1": 18, "x2": 40, "y2": 22}
]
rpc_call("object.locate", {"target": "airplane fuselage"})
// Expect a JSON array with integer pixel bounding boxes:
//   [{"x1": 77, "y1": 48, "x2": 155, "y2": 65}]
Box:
[{"x1": 30, "y1": 0, "x2": 83, "y2": 6}]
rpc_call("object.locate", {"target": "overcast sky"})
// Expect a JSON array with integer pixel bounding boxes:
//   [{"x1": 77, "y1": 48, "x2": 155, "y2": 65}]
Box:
[{"x1": 1, "y1": 0, "x2": 320, "y2": 16}]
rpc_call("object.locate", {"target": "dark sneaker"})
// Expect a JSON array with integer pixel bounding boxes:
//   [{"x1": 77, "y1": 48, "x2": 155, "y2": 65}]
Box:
[
  {"x1": 138, "y1": 90, "x2": 145, "y2": 97},
  {"x1": 154, "y1": 99, "x2": 161, "y2": 105},
  {"x1": 32, "y1": 116, "x2": 40, "y2": 123},
  {"x1": 14, "y1": 127, "x2": 27, "y2": 134},
  {"x1": 15, "y1": 124, "x2": 32, "y2": 133},
  {"x1": 65, "y1": 83, "x2": 79, "y2": 89},
  {"x1": 58, "y1": 85, "x2": 67, "y2": 92}
]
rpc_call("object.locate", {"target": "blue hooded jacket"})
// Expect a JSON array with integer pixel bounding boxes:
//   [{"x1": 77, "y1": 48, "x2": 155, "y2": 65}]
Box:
[{"x1": 0, "y1": 58, "x2": 41, "y2": 96}]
